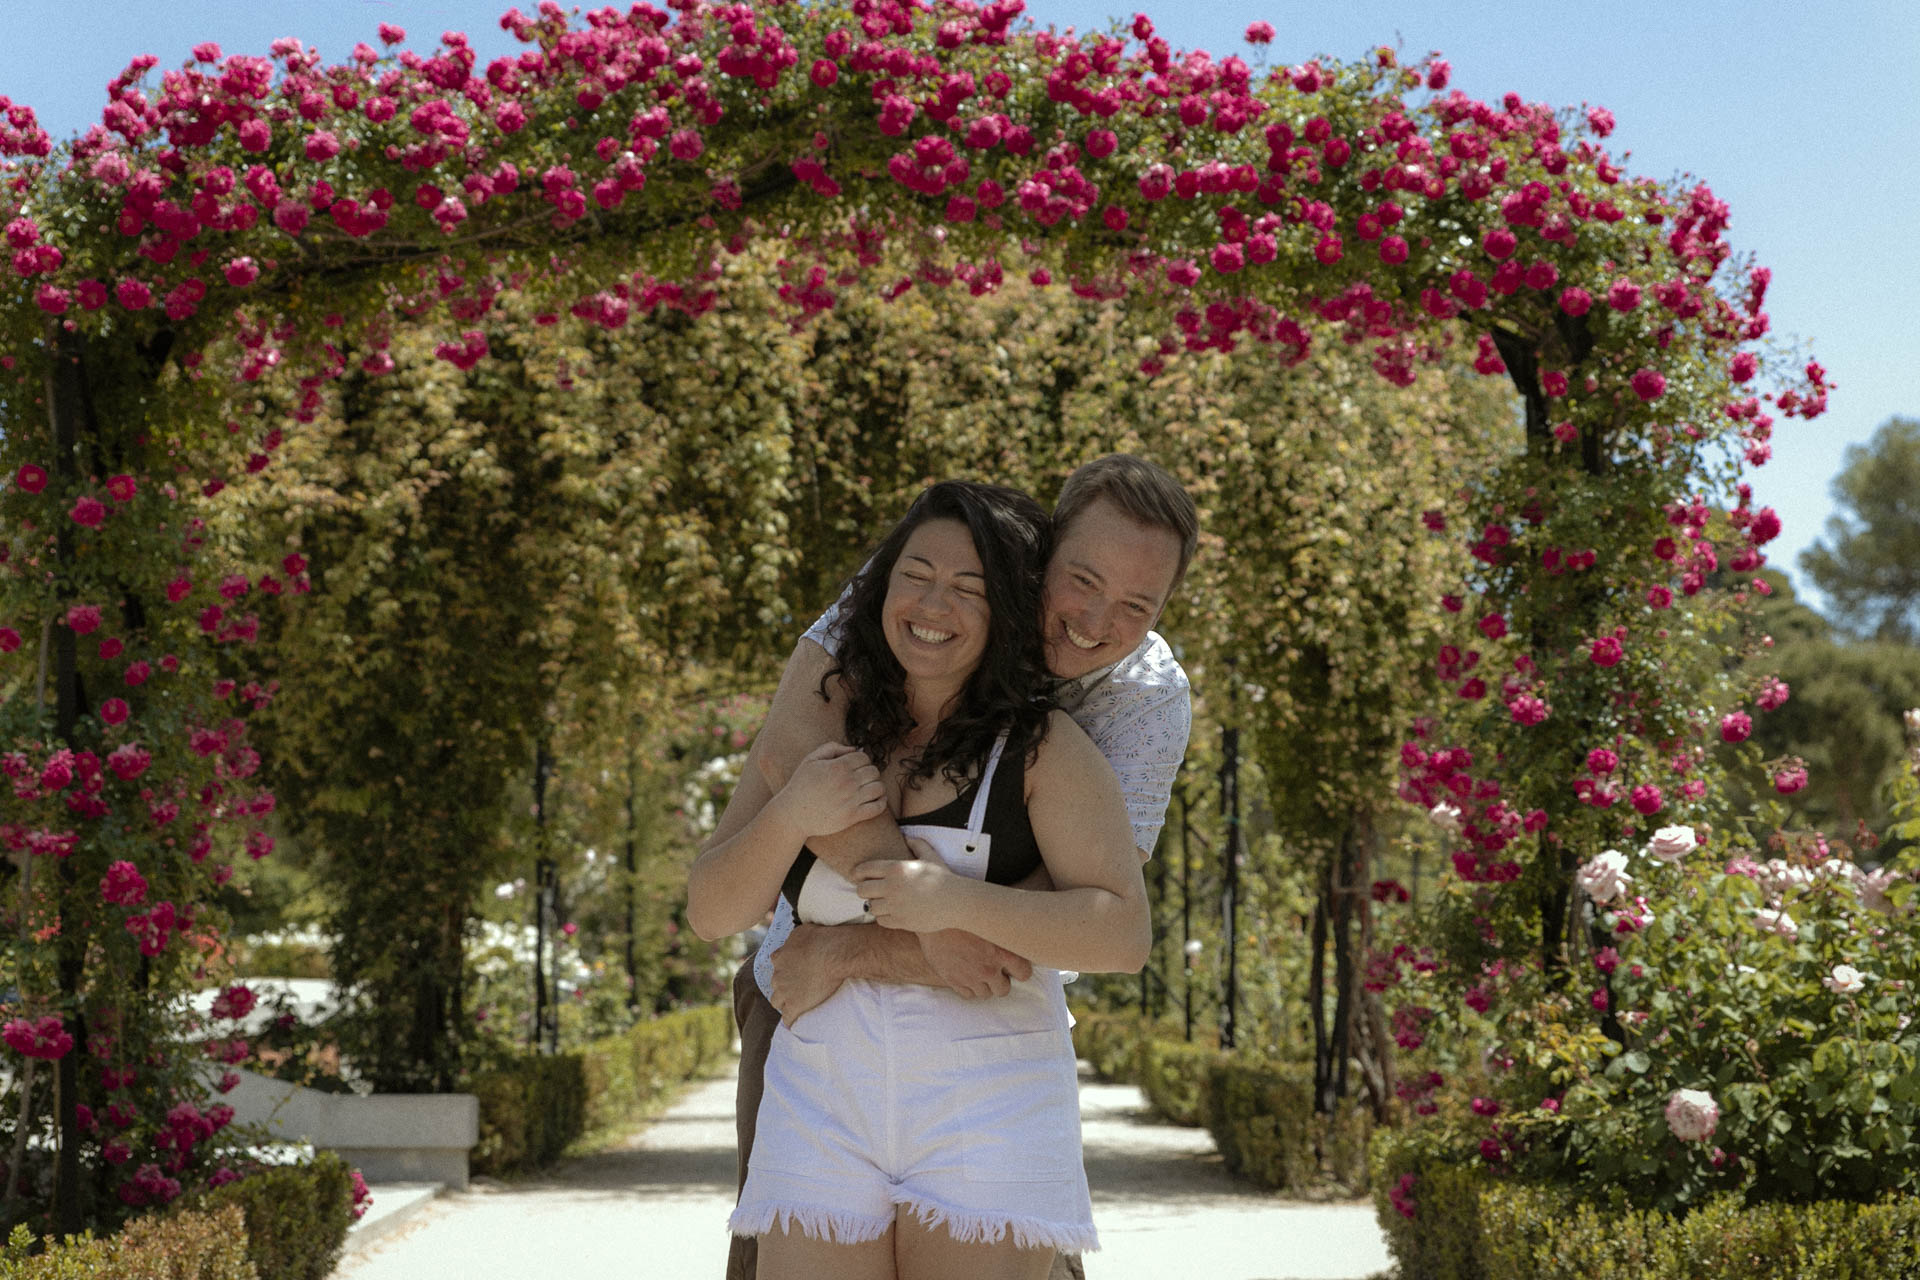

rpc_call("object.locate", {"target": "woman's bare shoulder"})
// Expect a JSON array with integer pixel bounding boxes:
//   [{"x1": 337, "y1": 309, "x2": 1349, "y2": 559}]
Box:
[{"x1": 1030, "y1": 709, "x2": 1108, "y2": 783}]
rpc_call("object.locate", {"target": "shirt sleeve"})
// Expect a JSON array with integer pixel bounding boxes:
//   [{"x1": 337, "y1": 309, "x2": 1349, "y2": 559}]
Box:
[
  {"x1": 1097, "y1": 679, "x2": 1191, "y2": 858},
  {"x1": 800, "y1": 590, "x2": 848, "y2": 656}
]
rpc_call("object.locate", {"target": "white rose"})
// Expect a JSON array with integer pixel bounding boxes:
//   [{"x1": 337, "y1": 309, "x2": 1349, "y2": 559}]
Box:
[
  {"x1": 1853, "y1": 866, "x2": 1898, "y2": 914},
  {"x1": 1904, "y1": 707, "x2": 1920, "y2": 736},
  {"x1": 1644, "y1": 825, "x2": 1697, "y2": 863},
  {"x1": 1429, "y1": 801, "x2": 1463, "y2": 834},
  {"x1": 1664, "y1": 1088, "x2": 1719, "y2": 1142},
  {"x1": 1576, "y1": 849, "x2": 1633, "y2": 905},
  {"x1": 1753, "y1": 907, "x2": 1799, "y2": 940},
  {"x1": 1823, "y1": 964, "x2": 1866, "y2": 995}
]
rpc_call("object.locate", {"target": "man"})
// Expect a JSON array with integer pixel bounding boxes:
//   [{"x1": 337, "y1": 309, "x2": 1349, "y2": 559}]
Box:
[{"x1": 713, "y1": 455, "x2": 1198, "y2": 1280}]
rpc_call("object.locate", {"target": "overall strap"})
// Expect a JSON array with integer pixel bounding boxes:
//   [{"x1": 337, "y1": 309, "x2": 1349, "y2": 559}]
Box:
[{"x1": 965, "y1": 732, "x2": 1010, "y2": 844}]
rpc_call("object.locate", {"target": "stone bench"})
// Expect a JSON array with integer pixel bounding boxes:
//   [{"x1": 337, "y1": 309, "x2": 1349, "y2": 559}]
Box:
[{"x1": 216, "y1": 1067, "x2": 480, "y2": 1190}]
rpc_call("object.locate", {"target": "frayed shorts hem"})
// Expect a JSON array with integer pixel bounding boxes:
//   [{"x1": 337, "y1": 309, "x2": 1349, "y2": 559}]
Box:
[{"x1": 730, "y1": 1191, "x2": 1098, "y2": 1255}]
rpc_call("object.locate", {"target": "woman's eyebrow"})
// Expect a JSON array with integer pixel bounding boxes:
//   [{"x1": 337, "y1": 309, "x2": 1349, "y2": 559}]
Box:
[{"x1": 902, "y1": 553, "x2": 984, "y2": 580}]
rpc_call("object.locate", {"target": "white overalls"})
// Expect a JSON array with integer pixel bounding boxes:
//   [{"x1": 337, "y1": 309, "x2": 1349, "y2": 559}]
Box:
[{"x1": 730, "y1": 735, "x2": 1096, "y2": 1253}]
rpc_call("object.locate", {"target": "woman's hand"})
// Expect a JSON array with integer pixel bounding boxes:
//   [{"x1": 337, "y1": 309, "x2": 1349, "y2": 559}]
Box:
[
  {"x1": 855, "y1": 849, "x2": 963, "y2": 934},
  {"x1": 779, "y1": 742, "x2": 887, "y2": 839}
]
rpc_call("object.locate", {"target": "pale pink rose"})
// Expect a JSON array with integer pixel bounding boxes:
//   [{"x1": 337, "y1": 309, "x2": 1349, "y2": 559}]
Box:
[
  {"x1": 1644, "y1": 825, "x2": 1697, "y2": 863},
  {"x1": 1852, "y1": 866, "x2": 1898, "y2": 913},
  {"x1": 1576, "y1": 849, "x2": 1632, "y2": 904},
  {"x1": 1428, "y1": 801, "x2": 1463, "y2": 834},
  {"x1": 1665, "y1": 1089, "x2": 1718, "y2": 1141},
  {"x1": 1822, "y1": 964, "x2": 1865, "y2": 995},
  {"x1": 1752, "y1": 907, "x2": 1798, "y2": 940}
]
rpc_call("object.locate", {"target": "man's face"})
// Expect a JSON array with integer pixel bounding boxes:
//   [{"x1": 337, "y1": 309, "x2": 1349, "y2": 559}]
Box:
[{"x1": 1042, "y1": 496, "x2": 1183, "y2": 680}]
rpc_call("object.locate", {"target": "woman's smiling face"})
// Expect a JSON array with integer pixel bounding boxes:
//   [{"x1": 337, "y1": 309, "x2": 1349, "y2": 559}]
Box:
[{"x1": 882, "y1": 517, "x2": 991, "y2": 690}]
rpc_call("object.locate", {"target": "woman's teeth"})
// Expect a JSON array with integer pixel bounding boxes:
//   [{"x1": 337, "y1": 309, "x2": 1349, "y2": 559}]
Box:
[{"x1": 909, "y1": 623, "x2": 953, "y2": 643}]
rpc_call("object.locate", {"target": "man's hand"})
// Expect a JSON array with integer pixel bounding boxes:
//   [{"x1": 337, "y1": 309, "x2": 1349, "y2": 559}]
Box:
[
  {"x1": 920, "y1": 929, "x2": 1033, "y2": 1000},
  {"x1": 767, "y1": 923, "x2": 847, "y2": 1026}
]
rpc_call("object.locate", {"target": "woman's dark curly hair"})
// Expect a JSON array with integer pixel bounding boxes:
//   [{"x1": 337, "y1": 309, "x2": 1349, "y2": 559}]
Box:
[{"x1": 824, "y1": 480, "x2": 1055, "y2": 788}]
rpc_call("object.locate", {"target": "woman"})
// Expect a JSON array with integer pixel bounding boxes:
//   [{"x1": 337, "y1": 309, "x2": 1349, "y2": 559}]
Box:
[{"x1": 687, "y1": 481, "x2": 1150, "y2": 1280}]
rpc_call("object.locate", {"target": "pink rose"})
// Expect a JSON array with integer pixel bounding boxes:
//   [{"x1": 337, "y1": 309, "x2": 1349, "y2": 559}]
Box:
[
  {"x1": 1508, "y1": 695, "x2": 1549, "y2": 726},
  {"x1": 1644, "y1": 825, "x2": 1697, "y2": 862},
  {"x1": 100, "y1": 860, "x2": 148, "y2": 906},
  {"x1": 1630, "y1": 784, "x2": 1663, "y2": 816},
  {"x1": 1589, "y1": 636, "x2": 1624, "y2": 667},
  {"x1": 1630, "y1": 368, "x2": 1667, "y2": 401},
  {"x1": 1576, "y1": 849, "x2": 1632, "y2": 904},
  {"x1": 106, "y1": 474, "x2": 136, "y2": 503},
  {"x1": 99, "y1": 698, "x2": 130, "y2": 726},
  {"x1": 1720, "y1": 712, "x2": 1752, "y2": 743},
  {"x1": 66, "y1": 604, "x2": 103, "y2": 635},
  {"x1": 71, "y1": 496, "x2": 108, "y2": 528},
  {"x1": 1664, "y1": 1089, "x2": 1718, "y2": 1142}
]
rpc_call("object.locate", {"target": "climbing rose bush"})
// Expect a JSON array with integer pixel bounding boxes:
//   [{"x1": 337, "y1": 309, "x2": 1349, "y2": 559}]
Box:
[
  {"x1": 0, "y1": 0, "x2": 1827, "y2": 1223},
  {"x1": 1390, "y1": 822, "x2": 1920, "y2": 1212}
]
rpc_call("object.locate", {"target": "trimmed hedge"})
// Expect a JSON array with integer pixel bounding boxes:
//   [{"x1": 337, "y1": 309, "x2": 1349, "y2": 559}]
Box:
[
  {"x1": 1070, "y1": 1010, "x2": 1368, "y2": 1196},
  {"x1": 1137, "y1": 1038, "x2": 1221, "y2": 1128},
  {"x1": 188, "y1": 1152, "x2": 355, "y2": 1280},
  {"x1": 0, "y1": 1205, "x2": 256, "y2": 1280},
  {"x1": 470, "y1": 1003, "x2": 731, "y2": 1176},
  {"x1": 1205, "y1": 1057, "x2": 1370, "y2": 1195},
  {"x1": 1371, "y1": 1132, "x2": 1920, "y2": 1280}
]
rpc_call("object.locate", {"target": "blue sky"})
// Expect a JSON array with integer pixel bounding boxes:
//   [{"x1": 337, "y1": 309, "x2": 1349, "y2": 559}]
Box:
[{"x1": 4, "y1": 1, "x2": 1914, "y2": 612}]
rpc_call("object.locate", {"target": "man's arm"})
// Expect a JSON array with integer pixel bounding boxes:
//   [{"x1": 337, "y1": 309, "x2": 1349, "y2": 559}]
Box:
[{"x1": 769, "y1": 922, "x2": 1033, "y2": 1025}]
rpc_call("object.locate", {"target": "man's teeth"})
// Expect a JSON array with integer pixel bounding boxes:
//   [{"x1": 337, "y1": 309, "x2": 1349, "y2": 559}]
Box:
[
  {"x1": 1064, "y1": 624, "x2": 1101, "y2": 650},
  {"x1": 908, "y1": 624, "x2": 953, "y2": 643}
]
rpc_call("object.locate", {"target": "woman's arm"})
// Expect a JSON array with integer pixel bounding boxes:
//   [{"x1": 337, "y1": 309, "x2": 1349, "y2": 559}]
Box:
[
  {"x1": 685, "y1": 654, "x2": 889, "y2": 942},
  {"x1": 855, "y1": 711, "x2": 1152, "y2": 973}
]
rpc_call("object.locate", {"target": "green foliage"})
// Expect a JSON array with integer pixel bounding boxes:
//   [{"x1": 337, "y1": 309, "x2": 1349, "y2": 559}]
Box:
[
  {"x1": 1741, "y1": 571, "x2": 1920, "y2": 845},
  {"x1": 1388, "y1": 823, "x2": 1920, "y2": 1212},
  {"x1": 1204, "y1": 1057, "x2": 1370, "y2": 1195},
  {"x1": 1802, "y1": 417, "x2": 1920, "y2": 643},
  {"x1": 468, "y1": 1055, "x2": 588, "y2": 1179},
  {"x1": 1137, "y1": 1039, "x2": 1222, "y2": 1128},
  {"x1": 468, "y1": 1004, "x2": 730, "y2": 1177},
  {"x1": 1371, "y1": 1131, "x2": 1920, "y2": 1280},
  {"x1": 0, "y1": 1206, "x2": 257, "y2": 1280},
  {"x1": 181, "y1": 1154, "x2": 353, "y2": 1280}
]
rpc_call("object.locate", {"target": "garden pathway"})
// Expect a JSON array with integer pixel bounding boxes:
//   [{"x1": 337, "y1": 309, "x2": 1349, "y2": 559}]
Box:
[{"x1": 330, "y1": 1056, "x2": 1393, "y2": 1280}]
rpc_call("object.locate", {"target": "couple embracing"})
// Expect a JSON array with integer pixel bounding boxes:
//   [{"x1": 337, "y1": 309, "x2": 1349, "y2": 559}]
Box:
[{"x1": 687, "y1": 456, "x2": 1198, "y2": 1280}]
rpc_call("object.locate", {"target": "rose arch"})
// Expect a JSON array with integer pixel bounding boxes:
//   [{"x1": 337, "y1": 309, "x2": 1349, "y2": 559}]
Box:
[{"x1": 0, "y1": 0, "x2": 1819, "y2": 1230}]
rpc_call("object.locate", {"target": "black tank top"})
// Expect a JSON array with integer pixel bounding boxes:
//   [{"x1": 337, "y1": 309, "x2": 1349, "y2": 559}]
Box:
[{"x1": 779, "y1": 745, "x2": 1040, "y2": 910}]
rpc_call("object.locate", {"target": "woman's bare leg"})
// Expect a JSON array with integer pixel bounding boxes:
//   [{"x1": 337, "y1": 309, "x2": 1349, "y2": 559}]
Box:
[
  {"x1": 893, "y1": 1210, "x2": 1055, "y2": 1280},
  {"x1": 757, "y1": 1224, "x2": 896, "y2": 1280}
]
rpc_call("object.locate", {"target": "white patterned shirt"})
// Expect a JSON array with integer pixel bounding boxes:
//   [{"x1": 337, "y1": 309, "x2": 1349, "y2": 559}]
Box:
[{"x1": 753, "y1": 609, "x2": 1191, "y2": 996}]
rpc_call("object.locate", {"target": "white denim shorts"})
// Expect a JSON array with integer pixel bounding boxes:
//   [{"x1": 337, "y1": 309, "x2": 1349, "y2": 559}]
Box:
[{"x1": 729, "y1": 972, "x2": 1096, "y2": 1253}]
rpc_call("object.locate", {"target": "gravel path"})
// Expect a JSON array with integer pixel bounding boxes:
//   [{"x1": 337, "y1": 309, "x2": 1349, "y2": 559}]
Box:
[{"x1": 332, "y1": 1057, "x2": 1393, "y2": 1280}]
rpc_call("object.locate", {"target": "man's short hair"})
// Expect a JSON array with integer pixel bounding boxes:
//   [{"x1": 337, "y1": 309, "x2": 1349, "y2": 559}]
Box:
[{"x1": 1053, "y1": 454, "x2": 1200, "y2": 598}]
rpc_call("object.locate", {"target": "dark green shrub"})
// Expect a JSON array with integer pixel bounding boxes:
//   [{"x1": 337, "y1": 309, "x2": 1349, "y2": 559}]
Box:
[
  {"x1": 186, "y1": 1152, "x2": 354, "y2": 1280},
  {"x1": 0, "y1": 1205, "x2": 257, "y2": 1280},
  {"x1": 470, "y1": 1004, "x2": 731, "y2": 1176},
  {"x1": 469, "y1": 1053, "x2": 589, "y2": 1177},
  {"x1": 1371, "y1": 1129, "x2": 1920, "y2": 1280},
  {"x1": 1204, "y1": 1057, "x2": 1370, "y2": 1195},
  {"x1": 1137, "y1": 1039, "x2": 1221, "y2": 1127}
]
